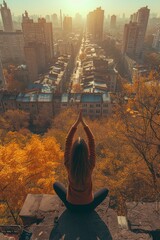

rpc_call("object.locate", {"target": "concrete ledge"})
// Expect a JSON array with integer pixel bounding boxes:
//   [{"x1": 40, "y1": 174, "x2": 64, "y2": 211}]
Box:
[{"x1": 19, "y1": 194, "x2": 153, "y2": 240}]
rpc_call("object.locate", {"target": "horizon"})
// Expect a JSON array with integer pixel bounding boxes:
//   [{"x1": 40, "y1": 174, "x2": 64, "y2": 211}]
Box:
[{"x1": 1, "y1": 0, "x2": 160, "y2": 18}]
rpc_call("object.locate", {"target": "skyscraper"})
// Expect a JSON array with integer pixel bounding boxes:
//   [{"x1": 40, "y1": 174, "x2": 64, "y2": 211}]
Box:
[
  {"x1": 63, "y1": 16, "x2": 72, "y2": 33},
  {"x1": 135, "y1": 6, "x2": 150, "y2": 58},
  {"x1": 52, "y1": 13, "x2": 58, "y2": 28},
  {"x1": 22, "y1": 11, "x2": 53, "y2": 63},
  {"x1": 0, "y1": 0, "x2": 13, "y2": 32},
  {"x1": 122, "y1": 6, "x2": 150, "y2": 60},
  {"x1": 152, "y1": 28, "x2": 160, "y2": 51},
  {"x1": 110, "y1": 15, "x2": 116, "y2": 29},
  {"x1": 87, "y1": 7, "x2": 104, "y2": 42},
  {"x1": 22, "y1": 11, "x2": 53, "y2": 82},
  {"x1": 122, "y1": 22, "x2": 139, "y2": 57}
]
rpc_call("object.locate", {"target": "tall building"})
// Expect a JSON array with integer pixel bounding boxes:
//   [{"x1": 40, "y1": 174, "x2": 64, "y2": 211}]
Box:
[
  {"x1": 87, "y1": 7, "x2": 104, "y2": 41},
  {"x1": 0, "y1": 0, "x2": 13, "y2": 32},
  {"x1": 122, "y1": 22, "x2": 139, "y2": 57},
  {"x1": 51, "y1": 13, "x2": 58, "y2": 27},
  {"x1": 0, "y1": 30, "x2": 25, "y2": 63},
  {"x1": 45, "y1": 15, "x2": 50, "y2": 22},
  {"x1": 74, "y1": 13, "x2": 83, "y2": 28},
  {"x1": 22, "y1": 11, "x2": 53, "y2": 82},
  {"x1": 122, "y1": 6, "x2": 150, "y2": 60},
  {"x1": 24, "y1": 43, "x2": 46, "y2": 83},
  {"x1": 60, "y1": 10, "x2": 62, "y2": 29},
  {"x1": 110, "y1": 15, "x2": 116, "y2": 28},
  {"x1": 135, "y1": 6, "x2": 150, "y2": 58},
  {"x1": 63, "y1": 16, "x2": 72, "y2": 33},
  {"x1": 152, "y1": 28, "x2": 160, "y2": 51}
]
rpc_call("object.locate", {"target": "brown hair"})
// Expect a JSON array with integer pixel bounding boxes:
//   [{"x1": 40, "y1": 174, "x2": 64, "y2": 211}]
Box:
[{"x1": 70, "y1": 138, "x2": 90, "y2": 186}]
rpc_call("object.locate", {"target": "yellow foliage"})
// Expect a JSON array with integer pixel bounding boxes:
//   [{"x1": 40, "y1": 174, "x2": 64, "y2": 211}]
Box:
[{"x1": 0, "y1": 134, "x2": 63, "y2": 224}]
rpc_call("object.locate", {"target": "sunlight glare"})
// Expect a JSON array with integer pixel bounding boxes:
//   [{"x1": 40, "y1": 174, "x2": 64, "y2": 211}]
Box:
[{"x1": 67, "y1": 0, "x2": 93, "y2": 12}]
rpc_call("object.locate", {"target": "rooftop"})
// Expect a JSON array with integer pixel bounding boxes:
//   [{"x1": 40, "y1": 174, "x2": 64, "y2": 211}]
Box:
[
  {"x1": 37, "y1": 93, "x2": 53, "y2": 102},
  {"x1": 81, "y1": 93, "x2": 102, "y2": 103},
  {"x1": 18, "y1": 194, "x2": 158, "y2": 240}
]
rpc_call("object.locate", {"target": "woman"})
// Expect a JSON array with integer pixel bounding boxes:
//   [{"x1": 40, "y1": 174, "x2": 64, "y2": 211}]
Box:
[{"x1": 53, "y1": 112, "x2": 108, "y2": 212}]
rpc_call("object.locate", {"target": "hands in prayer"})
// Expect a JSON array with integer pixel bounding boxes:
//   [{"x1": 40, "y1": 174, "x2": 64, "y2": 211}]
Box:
[{"x1": 74, "y1": 111, "x2": 87, "y2": 128}]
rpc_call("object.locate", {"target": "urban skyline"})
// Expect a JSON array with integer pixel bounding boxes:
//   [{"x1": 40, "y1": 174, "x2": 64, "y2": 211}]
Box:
[{"x1": 1, "y1": 0, "x2": 160, "y2": 17}]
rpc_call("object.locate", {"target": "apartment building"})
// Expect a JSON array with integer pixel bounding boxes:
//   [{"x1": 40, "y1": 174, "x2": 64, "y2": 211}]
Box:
[
  {"x1": 0, "y1": 92, "x2": 112, "y2": 118},
  {"x1": 0, "y1": 30, "x2": 25, "y2": 64}
]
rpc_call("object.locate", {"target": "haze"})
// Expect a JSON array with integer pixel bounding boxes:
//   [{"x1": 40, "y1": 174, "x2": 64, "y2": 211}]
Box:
[{"x1": 5, "y1": 0, "x2": 160, "y2": 16}]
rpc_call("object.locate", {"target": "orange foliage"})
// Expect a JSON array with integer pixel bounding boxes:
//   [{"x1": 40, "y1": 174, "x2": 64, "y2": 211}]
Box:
[{"x1": 0, "y1": 135, "x2": 63, "y2": 224}]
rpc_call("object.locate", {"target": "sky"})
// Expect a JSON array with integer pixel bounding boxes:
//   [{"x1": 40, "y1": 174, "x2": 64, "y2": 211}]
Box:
[{"x1": 4, "y1": 0, "x2": 160, "y2": 17}]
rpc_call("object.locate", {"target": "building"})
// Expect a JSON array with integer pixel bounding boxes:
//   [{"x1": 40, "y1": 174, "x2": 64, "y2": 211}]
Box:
[
  {"x1": 0, "y1": 30, "x2": 25, "y2": 64},
  {"x1": 24, "y1": 44, "x2": 39, "y2": 83},
  {"x1": 0, "y1": 0, "x2": 13, "y2": 32},
  {"x1": 63, "y1": 16, "x2": 72, "y2": 33},
  {"x1": 87, "y1": 7, "x2": 104, "y2": 42},
  {"x1": 22, "y1": 11, "x2": 53, "y2": 82},
  {"x1": 110, "y1": 15, "x2": 116, "y2": 29},
  {"x1": 0, "y1": 91, "x2": 113, "y2": 118},
  {"x1": 51, "y1": 13, "x2": 58, "y2": 27},
  {"x1": 122, "y1": 22, "x2": 139, "y2": 58},
  {"x1": 152, "y1": 29, "x2": 160, "y2": 52},
  {"x1": 0, "y1": 57, "x2": 5, "y2": 88},
  {"x1": 135, "y1": 6, "x2": 150, "y2": 59},
  {"x1": 122, "y1": 6, "x2": 150, "y2": 60},
  {"x1": 74, "y1": 13, "x2": 83, "y2": 28}
]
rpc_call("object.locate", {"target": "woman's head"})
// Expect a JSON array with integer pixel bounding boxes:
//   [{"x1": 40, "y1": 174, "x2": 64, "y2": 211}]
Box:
[{"x1": 70, "y1": 138, "x2": 89, "y2": 185}]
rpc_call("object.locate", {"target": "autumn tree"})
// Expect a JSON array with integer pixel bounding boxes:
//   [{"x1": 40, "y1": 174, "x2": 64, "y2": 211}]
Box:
[
  {"x1": 0, "y1": 135, "x2": 63, "y2": 224},
  {"x1": 32, "y1": 109, "x2": 52, "y2": 134},
  {"x1": 117, "y1": 80, "x2": 160, "y2": 200},
  {"x1": 72, "y1": 83, "x2": 82, "y2": 93},
  {"x1": 3, "y1": 109, "x2": 30, "y2": 132},
  {"x1": 3, "y1": 65, "x2": 27, "y2": 91}
]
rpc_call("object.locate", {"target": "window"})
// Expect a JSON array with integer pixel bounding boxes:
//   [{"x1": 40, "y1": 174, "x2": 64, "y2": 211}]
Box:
[
  {"x1": 89, "y1": 109, "x2": 94, "y2": 113},
  {"x1": 96, "y1": 110, "x2": 100, "y2": 113},
  {"x1": 96, "y1": 104, "x2": 101, "y2": 107},
  {"x1": 82, "y1": 103, "x2": 87, "y2": 107},
  {"x1": 62, "y1": 103, "x2": 67, "y2": 107},
  {"x1": 103, "y1": 110, "x2": 108, "y2": 114},
  {"x1": 90, "y1": 104, "x2": 94, "y2": 108},
  {"x1": 103, "y1": 103, "x2": 108, "y2": 107}
]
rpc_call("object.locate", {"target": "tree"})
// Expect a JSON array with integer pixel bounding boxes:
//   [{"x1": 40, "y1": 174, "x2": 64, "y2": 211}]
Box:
[
  {"x1": 72, "y1": 83, "x2": 82, "y2": 93},
  {"x1": 117, "y1": 80, "x2": 160, "y2": 199},
  {"x1": 0, "y1": 135, "x2": 63, "y2": 224},
  {"x1": 3, "y1": 110, "x2": 30, "y2": 132},
  {"x1": 32, "y1": 109, "x2": 52, "y2": 134}
]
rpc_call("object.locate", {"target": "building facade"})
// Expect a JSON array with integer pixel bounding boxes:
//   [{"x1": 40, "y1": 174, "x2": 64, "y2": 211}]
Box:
[
  {"x1": 63, "y1": 16, "x2": 72, "y2": 33},
  {"x1": 0, "y1": 91, "x2": 113, "y2": 118},
  {"x1": 110, "y1": 15, "x2": 116, "y2": 29},
  {"x1": 122, "y1": 22, "x2": 139, "y2": 57},
  {"x1": 152, "y1": 29, "x2": 160, "y2": 52},
  {"x1": 87, "y1": 7, "x2": 104, "y2": 42},
  {"x1": 22, "y1": 11, "x2": 54, "y2": 82},
  {"x1": 0, "y1": 30, "x2": 25, "y2": 64},
  {"x1": 122, "y1": 6, "x2": 150, "y2": 60}
]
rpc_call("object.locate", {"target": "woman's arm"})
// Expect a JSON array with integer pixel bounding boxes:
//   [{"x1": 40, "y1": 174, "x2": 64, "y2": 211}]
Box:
[
  {"x1": 81, "y1": 118, "x2": 95, "y2": 169},
  {"x1": 64, "y1": 114, "x2": 80, "y2": 168}
]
